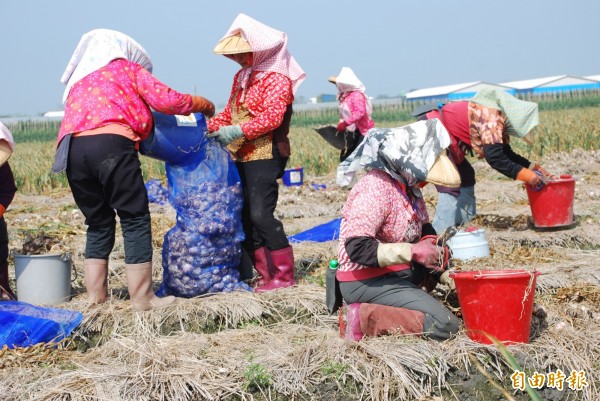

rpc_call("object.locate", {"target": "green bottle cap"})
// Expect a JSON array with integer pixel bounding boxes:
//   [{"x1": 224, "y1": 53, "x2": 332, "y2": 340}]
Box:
[{"x1": 329, "y1": 259, "x2": 339, "y2": 269}]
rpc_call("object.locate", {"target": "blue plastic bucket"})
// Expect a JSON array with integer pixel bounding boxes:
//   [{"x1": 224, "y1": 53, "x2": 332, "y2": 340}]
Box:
[
  {"x1": 140, "y1": 112, "x2": 207, "y2": 165},
  {"x1": 282, "y1": 167, "x2": 304, "y2": 186}
]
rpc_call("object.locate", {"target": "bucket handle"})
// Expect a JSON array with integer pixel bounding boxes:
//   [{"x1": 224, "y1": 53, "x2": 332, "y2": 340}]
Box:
[
  {"x1": 49, "y1": 245, "x2": 79, "y2": 283},
  {"x1": 66, "y1": 253, "x2": 78, "y2": 283},
  {"x1": 471, "y1": 270, "x2": 540, "y2": 279}
]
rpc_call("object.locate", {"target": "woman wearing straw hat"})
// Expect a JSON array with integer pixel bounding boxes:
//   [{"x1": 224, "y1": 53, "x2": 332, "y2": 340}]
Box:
[
  {"x1": 53, "y1": 29, "x2": 215, "y2": 311},
  {"x1": 412, "y1": 87, "x2": 553, "y2": 234},
  {"x1": 329, "y1": 67, "x2": 375, "y2": 162},
  {"x1": 335, "y1": 120, "x2": 460, "y2": 341},
  {"x1": 0, "y1": 122, "x2": 16, "y2": 301},
  {"x1": 208, "y1": 13, "x2": 306, "y2": 292}
]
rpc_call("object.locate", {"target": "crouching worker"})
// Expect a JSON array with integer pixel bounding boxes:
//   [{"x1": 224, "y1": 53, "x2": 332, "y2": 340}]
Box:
[{"x1": 335, "y1": 120, "x2": 461, "y2": 341}]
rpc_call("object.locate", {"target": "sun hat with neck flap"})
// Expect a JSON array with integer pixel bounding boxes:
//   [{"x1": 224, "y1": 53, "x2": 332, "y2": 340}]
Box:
[{"x1": 212, "y1": 13, "x2": 306, "y2": 96}]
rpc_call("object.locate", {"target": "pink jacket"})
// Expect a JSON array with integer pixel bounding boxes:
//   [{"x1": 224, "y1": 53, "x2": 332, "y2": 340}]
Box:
[{"x1": 58, "y1": 59, "x2": 195, "y2": 144}]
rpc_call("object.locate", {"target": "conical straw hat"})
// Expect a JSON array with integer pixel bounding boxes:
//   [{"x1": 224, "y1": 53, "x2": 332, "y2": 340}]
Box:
[
  {"x1": 425, "y1": 150, "x2": 461, "y2": 188},
  {"x1": 213, "y1": 33, "x2": 252, "y2": 55}
]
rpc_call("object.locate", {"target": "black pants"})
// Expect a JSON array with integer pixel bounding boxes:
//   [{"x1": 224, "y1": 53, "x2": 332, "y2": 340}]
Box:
[
  {"x1": 236, "y1": 156, "x2": 289, "y2": 252},
  {"x1": 339, "y1": 268, "x2": 460, "y2": 340},
  {"x1": 0, "y1": 218, "x2": 8, "y2": 264},
  {"x1": 67, "y1": 135, "x2": 152, "y2": 263}
]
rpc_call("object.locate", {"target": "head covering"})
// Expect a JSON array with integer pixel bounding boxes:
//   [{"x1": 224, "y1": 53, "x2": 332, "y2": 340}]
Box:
[
  {"x1": 213, "y1": 33, "x2": 252, "y2": 55},
  {"x1": 411, "y1": 102, "x2": 445, "y2": 118},
  {"x1": 331, "y1": 67, "x2": 372, "y2": 119},
  {"x1": 331, "y1": 67, "x2": 366, "y2": 96},
  {"x1": 60, "y1": 29, "x2": 153, "y2": 103},
  {"x1": 470, "y1": 86, "x2": 539, "y2": 138},
  {"x1": 214, "y1": 13, "x2": 306, "y2": 95},
  {"x1": 0, "y1": 122, "x2": 15, "y2": 166},
  {"x1": 336, "y1": 119, "x2": 451, "y2": 191}
]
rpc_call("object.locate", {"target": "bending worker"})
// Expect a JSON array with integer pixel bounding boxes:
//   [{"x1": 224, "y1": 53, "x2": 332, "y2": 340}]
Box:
[
  {"x1": 413, "y1": 87, "x2": 553, "y2": 233},
  {"x1": 335, "y1": 119, "x2": 460, "y2": 341},
  {"x1": 329, "y1": 67, "x2": 375, "y2": 161}
]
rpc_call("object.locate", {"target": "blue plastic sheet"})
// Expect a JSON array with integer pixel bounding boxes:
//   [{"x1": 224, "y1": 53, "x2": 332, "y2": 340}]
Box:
[
  {"x1": 0, "y1": 301, "x2": 83, "y2": 349},
  {"x1": 288, "y1": 218, "x2": 342, "y2": 243}
]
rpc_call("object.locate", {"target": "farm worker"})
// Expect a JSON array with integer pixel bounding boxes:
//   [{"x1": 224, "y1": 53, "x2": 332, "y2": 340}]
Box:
[
  {"x1": 335, "y1": 119, "x2": 460, "y2": 341},
  {"x1": 412, "y1": 87, "x2": 553, "y2": 233},
  {"x1": 207, "y1": 13, "x2": 306, "y2": 292},
  {"x1": 52, "y1": 29, "x2": 215, "y2": 310},
  {"x1": 0, "y1": 122, "x2": 16, "y2": 301},
  {"x1": 329, "y1": 67, "x2": 375, "y2": 161}
]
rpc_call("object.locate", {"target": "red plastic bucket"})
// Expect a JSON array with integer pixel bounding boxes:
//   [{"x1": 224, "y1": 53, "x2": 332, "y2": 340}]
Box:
[
  {"x1": 450, "y1": 269, "x2": 541, "y2": 344},
  {"x1": 525, "y1": 174, "x2": 575, "y2": 228}
]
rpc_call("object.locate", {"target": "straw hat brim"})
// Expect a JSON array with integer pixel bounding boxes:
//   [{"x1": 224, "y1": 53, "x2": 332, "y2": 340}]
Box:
[
  {"x1": 0, "y1": 140, "x2": 13, "y2": 167},
  {"x1": 213, "y1": 34, "x2": 252, "y2": 55},
  {"x1": 425, "y1": 150, "x2": 461, "y2": 188},
  {"x1": 328, "y1": 76, "x2": 337, "y2": 84}
]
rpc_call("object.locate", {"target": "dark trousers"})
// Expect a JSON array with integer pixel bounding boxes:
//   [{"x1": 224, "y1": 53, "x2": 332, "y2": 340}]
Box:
[
  {"x1": 0, "y1": 218, "x2": 7, "y2": 263},
  {"x1": 339, "y1": 269, "x2": 460, "y2": 340},
  {"x1": 67, "y1": 135, "x2": 152, "y2": 263},
  {"x1": 236, "y1": 156, "x2": 289, "y2": 252}
]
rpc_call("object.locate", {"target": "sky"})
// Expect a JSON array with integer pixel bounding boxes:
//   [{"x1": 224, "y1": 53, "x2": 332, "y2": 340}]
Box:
[{"x1": 1, "y1": 0, "x2": 599, "y2": 117}]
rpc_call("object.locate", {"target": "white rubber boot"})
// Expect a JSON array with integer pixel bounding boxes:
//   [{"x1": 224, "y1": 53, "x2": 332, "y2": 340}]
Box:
[
  {"x1": 125, "y1": 262, "x2": 175, "y2": 311},
  {"x1": 84, "y1": 259, "x2": 108, "y2": 304}
]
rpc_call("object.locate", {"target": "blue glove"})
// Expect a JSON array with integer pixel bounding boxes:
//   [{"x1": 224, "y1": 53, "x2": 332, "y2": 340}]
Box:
[{"x1": 207, "y1": 125, "x2": 244, "y2": 146}]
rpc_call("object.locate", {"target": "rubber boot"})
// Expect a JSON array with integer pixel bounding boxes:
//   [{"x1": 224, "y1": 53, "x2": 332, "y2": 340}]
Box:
[
  {"x1": 125, "y1": 262, "x2": 175, "y2": 311},
  {"x1": 0, "y1": 260, "x2": 16, "y2": 300},
  {"x1": 84, "y1": 258, "x2": 108, "y2": 304},
  {"x1": 359, "y1": 303, "x2": 425, "y2": 337},
  {"x1": 255, "y1": 246, "x2": 296, "y2": 293},
  {"x1": 251, "y1": 247, "x2": 275, "y2": 287}
]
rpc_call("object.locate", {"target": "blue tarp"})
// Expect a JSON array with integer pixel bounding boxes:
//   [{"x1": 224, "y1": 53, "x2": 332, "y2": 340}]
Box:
[
  {"x1": 288, "y1": 218, "x2": 342, "y2": 243},
  {"x1": 0, "y1": 301, "x2": 83, "y2": 349}
]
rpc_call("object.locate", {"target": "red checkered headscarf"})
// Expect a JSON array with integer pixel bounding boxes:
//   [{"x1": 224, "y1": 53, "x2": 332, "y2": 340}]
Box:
[{"x1": 218, "y1": 13, "x2": 306, "y2": 96}]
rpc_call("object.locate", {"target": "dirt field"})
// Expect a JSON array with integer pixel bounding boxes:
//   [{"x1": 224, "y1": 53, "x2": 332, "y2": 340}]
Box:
[{"x1": 1, "y1": 149, "x2": 599, "y2": 400}]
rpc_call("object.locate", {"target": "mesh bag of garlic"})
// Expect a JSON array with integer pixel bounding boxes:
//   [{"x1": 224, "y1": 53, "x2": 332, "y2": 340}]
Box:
[{"x1": 156, "y1": 136, "x2": 252, "y2": 297}]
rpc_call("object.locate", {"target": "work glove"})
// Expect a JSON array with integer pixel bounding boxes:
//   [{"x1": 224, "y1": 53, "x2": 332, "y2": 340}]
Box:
[
  {"x1": 207, "y1": 125, "x2": 244, "y2": 146},
  {"x1": 191, "y1": 96, "x2": 215, "y2": 118},
  {"x1": 516, "y1": 167, "x2": 545, "y2": 187},
  {"x1": 336, "y1": 120, "x2": 348, "y2": 133},
  {"x1": 532, "y1": 164, "x2": 553, "y2": 178},
  {"x1": 411, "y1": 238, "x2": 444, "y2": 271}
]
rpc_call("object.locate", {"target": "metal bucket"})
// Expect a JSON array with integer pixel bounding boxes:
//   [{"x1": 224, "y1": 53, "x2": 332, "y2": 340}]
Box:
[{"x1": 14, "y1": 253, "x2": 74, "y2": 306}]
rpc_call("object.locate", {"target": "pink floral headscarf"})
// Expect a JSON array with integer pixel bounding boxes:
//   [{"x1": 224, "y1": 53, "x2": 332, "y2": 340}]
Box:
[
  {"x1": 217, "y1": 13, "x2": 306, "y2": 96},
  {"x1": 60, "y1": 29, "x2": 153, "y2": 103}
]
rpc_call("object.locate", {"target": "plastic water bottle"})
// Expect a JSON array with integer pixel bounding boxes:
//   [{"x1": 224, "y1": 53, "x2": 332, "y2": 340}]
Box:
[{"x1": 326, "y1": 259, "x2": 341, "y2": 315}]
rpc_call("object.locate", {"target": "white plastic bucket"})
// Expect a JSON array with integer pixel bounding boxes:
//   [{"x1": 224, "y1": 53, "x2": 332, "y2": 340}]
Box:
[
  {"x1": 14, "y1": 253, "x2": 73, "y2": 305},
  {"x1": 447, "y1": 229, "x2": 490, "y2": 260}
]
